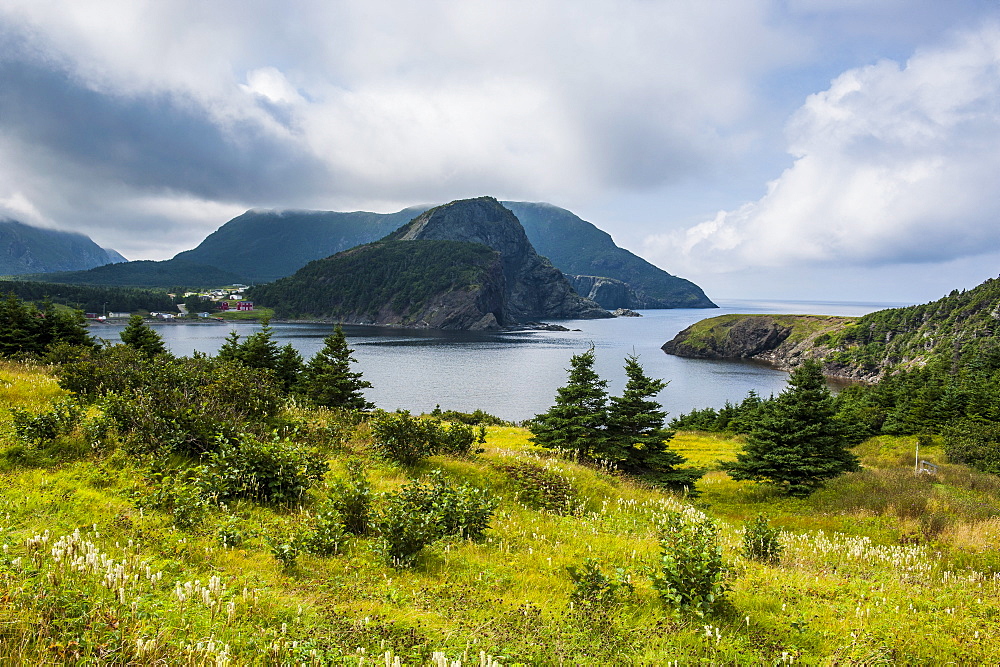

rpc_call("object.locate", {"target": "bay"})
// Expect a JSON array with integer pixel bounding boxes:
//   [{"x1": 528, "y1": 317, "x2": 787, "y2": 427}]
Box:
[{"x1": 92, "y1": 299, "x2": 904, "y2": 422}]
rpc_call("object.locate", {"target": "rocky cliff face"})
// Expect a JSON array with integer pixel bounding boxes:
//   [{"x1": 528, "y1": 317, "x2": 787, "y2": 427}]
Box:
[
  {"x1": 567, "y1": 275, "x2": 644, "y2": 310},
  {"x1": 662, "y1": 314, "x2": 860, "y2": 377},
  {"x1": 328, "y1": 248, "x2": 508, "y2": 331},
  {"x1": 387, "y1": 197, "x2": 611, "y2": 321}
]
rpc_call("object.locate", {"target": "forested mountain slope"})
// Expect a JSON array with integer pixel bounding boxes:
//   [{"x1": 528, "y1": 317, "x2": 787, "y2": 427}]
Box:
[{"x1": 1, "y1": 218, "x2": 125, "y2": 275}]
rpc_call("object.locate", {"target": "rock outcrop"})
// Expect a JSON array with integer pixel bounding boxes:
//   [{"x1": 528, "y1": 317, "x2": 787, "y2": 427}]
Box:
[
  {"x1": 662, "y1": 314, "x2": 859, "y2": 377},
  {"x1": 386, "y1": 197, "x2": 611, "y2": 321},
  {"x1": 567, "y1": 275, "x2": 644, "y2": 310}
]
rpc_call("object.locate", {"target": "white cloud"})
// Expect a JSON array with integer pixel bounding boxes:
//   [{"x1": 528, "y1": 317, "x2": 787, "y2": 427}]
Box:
[{"x1": 647, "y1": 24, "x2": 1000, "y2": 276}]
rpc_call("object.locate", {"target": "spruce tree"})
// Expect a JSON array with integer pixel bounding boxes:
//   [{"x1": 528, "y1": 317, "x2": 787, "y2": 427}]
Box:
[
  {"x1": 723, "y1": 360, "x2": 859, "y2": 496},
  {"x1": 120, "y1": 314, "x2": 167, "y2": 358},
  {"x1": 606, "y1": 354, "x2": 702, "y2": 491},
  {"x1": 299, "y1": 326, "x2": 373, "y2": 410},
  {"x1": 529, "y1": 347, "x2": 608, "y2": 458}
]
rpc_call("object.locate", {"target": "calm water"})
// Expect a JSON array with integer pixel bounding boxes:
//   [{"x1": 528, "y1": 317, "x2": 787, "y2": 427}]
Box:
[{"x1": 92, "y1": 299, "x2": 903, "y2": 422}]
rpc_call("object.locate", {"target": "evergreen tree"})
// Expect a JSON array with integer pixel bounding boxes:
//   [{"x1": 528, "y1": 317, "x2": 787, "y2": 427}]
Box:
[
  {"x1": 120, "y1": 314, "x2": 168, "y2": 357},
  {"x1": 529, "y1": 347, "x2": 608, "y2": 458},
  {"x1": 216, "y1": 320, "x2": 301, "y2": 392},
  {"x1": 723, "y1": 360, "x2": 859, "y2": 496},
  {"x1": 299, "y1": 326, "x2": 373, "y2": 410},
  {"x1": 236, "y1": 320, "x2": 280, "y2": 370},
  {"x1": 274, "y1": 343, "x2": 304, "y2": 394},
  {"x1": 605, "y1": 354, "x2": 702, "y2": 491},
  {"x1": 0, "y1": 293, "x2": 94, "y2": 357}
]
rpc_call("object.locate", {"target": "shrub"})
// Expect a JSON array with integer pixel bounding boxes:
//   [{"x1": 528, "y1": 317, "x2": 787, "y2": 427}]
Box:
[
  {"x1": 207, "y1": 433, "x2": 329, "y2": 505},
  {"x1": 269, "y1": 539, "x2": 301, "y2": 570},
  {"x1": 9, "y1": 398, "x2": 82, "y2": 445},
  {"x1": 137, "y1": 468, "x2": 213, "y2": 530},
  {"x1": 437, "y1": 421, "x2": 485, "y2": 457},
  {"x1": 370, "y1": 410, "x2": 441, "y2": 465},
  {"x1": 375, "y1": 471, "x2": 498, "y2": 567},
  {"x1": 329, "y1": 458, "x2": 372, "y2": 535},
  {"x1": 567, "y1": 559, "x2": 633, "y2": 612},
  {"x1": 430, "y1": 406, "x2": 512, "y2": 426},
  {"x1": 61, "y1": 349, "x2": 285, "y2": 455},
  {"x1": 498, "y1": 460, "x2": 578, "y2": 514},
  {"x1": 741, "y1": 515, "x2": 782, "y2": 565},
  {"x1": 302, "y1": 507, "x2": 349, "y2": 556},
  {"x1": 370, "y1": 410, "x2": 483, "y2": 464},
  {"x1": 651, "y1": 510, "x2": 727, "y2": 617},
  {"x1": 217, "y1": 516, "x2": 246, "y2": 548}
]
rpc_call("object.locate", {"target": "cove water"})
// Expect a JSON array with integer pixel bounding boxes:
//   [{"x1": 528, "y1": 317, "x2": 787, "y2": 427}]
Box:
[{"x1": 92, "y1": 299, "x2": 903, "y2": 423}]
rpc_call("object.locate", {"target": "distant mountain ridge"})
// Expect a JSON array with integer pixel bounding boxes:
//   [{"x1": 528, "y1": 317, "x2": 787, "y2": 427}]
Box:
[
  {"x1": 249, "y1": 197, "x2": 611, "y2": 329},
  {"x1": 32, "y1": 201, "x2": 715, "y2": 308},
  {"x1": 1, "y1": 218, "x2": 126, "y2": 275}
]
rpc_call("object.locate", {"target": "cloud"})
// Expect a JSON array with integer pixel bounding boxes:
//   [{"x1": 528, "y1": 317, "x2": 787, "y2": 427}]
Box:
[
  {"x1": 0, "y1": 0, "x2": 808, "y2": 257},
  {"x1": 1, "y1": 0, "x2": 998, "y2": 266},
  {"x1": 646, "y1": 24, "x2": 1000, "y2": 276}
]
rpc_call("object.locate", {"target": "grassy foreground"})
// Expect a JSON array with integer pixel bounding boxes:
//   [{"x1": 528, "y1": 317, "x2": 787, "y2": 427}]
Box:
[{"x1": 1, "y1": 361, "x2": 1000, "y2": 664}]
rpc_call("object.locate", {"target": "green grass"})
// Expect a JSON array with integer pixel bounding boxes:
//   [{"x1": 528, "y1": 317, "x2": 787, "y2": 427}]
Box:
[
  {"x1": 676, "y1": 313, "x2": 856, "y2": 354},
  {"x1": 216, "y1": 306, "x2": 275, "y2": 321},
  {"x1": 1, "y1": 362, "x2": 1000, "y2": 664}
]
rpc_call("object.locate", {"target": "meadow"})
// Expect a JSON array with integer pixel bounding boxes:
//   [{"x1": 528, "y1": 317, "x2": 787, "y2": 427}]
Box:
[{"x1": 1, "y1": 360, "x2": 999, "y2": 664}]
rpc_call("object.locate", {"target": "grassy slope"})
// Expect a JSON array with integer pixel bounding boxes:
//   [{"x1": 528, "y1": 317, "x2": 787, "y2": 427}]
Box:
[
  {"x1": 671, "y1": 314, "x2": 856, "y2": 355},
  {"x1": 1, "y1": 364, "x2": 1000, "y2": 663}
]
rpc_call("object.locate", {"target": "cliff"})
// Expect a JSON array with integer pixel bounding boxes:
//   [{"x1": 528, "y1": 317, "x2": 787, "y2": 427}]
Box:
[
  {"x1": 662, "y1": 314, "x2": 860, "y2": 377},
  {"x1": 386, "y1": 197, "x2": 610, "y2": 321},
  {"x1": 566, "y1": 275, "x2": 644, "y2": 310}
]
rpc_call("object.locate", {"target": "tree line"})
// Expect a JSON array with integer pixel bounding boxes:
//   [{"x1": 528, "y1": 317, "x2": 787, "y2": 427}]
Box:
[{"x1": 0, "y1": 281, "x2": 176, "y2": 314}]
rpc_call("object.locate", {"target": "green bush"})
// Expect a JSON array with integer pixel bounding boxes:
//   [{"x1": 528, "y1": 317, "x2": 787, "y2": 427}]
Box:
[
  {"x1": 302, "y1": 507, "x2": 349, "y2": 557},
  {"x1": 136, "y1": 468, "x2": 213, "y2": 530},
  {"x1": 567, "y1": 558, "x2": 633, "y2": 612},
  {"x1": 498, "y1": 460, "x2": 578, "y2": 514},
  {"x1": 207, "y1": 433, "x2": 329, "y2": 505},
  {"x1": 741, "y1": 515, "x2": 782, "y2": 565},
  {"x1": 651, "y1": 510, "x2": 727, "y2": 617},
  {"x1": 437, "y1": 421, "x2": 485, "y2": 457},
  {"x1": 370, "y1": 410, "x2": 483, "y2": 464},
  {"x1": 370, "y1": 410, "x2": 441, "y2": 465},
  {"x1": 9, "y1": 398, "x2": 82, "y2": 445},
  {"x1": 375, "y1": 471, "x2": 498, "y2": 567},
  {"x1": 69, "y1": 351, "x2": 285, "y2": 456},
  {"x1": 329, "y1": 458, "x2": 372, "y2": 535}
]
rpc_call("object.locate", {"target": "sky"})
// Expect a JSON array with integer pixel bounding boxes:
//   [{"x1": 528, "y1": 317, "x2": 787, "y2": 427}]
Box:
[{"x1": 2, "y1": 0, "x2": 1000, "y2": 305}]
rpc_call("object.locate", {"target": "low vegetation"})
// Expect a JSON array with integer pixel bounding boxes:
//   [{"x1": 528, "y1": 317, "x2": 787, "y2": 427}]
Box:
[{"x1": 1, "y1": 292, "x2": 1000, "y2": 663}]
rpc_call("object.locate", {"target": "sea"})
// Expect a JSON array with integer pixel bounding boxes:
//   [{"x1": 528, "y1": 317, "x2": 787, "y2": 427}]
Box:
[{"x1": 91, "y1": 299, "x2": 904, "y2": 423}]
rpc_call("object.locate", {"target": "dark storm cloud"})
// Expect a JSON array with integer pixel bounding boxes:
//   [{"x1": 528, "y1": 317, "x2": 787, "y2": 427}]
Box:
[{"x1": 0, "y1": 57, "x2": 327, "y2": 203}]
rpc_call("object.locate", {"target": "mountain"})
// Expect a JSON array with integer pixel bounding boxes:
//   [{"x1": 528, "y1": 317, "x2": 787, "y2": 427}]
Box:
[
  {"x1": 250, "y1": 197, "x2": 611, "y2": 328},
  {"x1": 172, "y1": 207, "x2": 425, "y2": 282},
  {"x1": 501, "y1": 202, "x2": 715, "y2": 308},
  {"x1": 662, "y1": 276, "x2": 1000, "y2": 381},
  {"x1": 250, "y1": 240, "x2": 509, "y2": 329},
  {"x1": 385, "y1": 198, "x2": 609, "y2": 321},
  {"x1": 1, "y1": 218, "x2": 126, "y2": 275},
  {"x1": 22, "y1": 259, "x2": 242, "y2": 289},
  {"x1": 26, "y1": 202, "x2": 714, "y2": 308}
]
